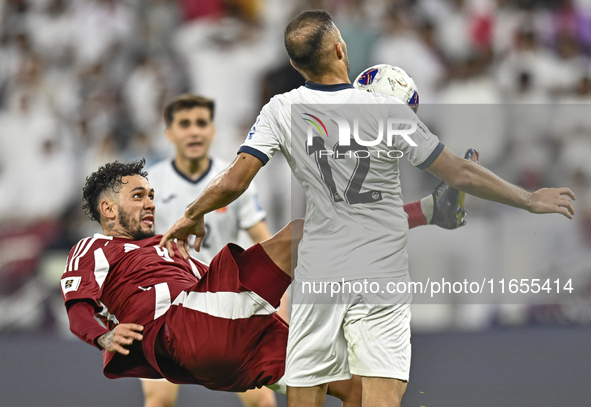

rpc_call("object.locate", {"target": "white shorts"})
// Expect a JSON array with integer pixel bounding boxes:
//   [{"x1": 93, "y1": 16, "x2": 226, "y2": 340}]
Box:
[{"x1": 285, "y1": 276, "x2": 412, "y2": 387}]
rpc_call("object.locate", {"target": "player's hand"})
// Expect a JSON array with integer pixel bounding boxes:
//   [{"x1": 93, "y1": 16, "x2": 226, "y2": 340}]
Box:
[
  {"x1": 159, "y1": 214, "x2": 206, "y2": 260},
  {"x1": 97, "y1": 323, "x2": 143, "y2": 355},
  {"x1": 528, "y1": 187, "x2": 576, "y2": 219}
]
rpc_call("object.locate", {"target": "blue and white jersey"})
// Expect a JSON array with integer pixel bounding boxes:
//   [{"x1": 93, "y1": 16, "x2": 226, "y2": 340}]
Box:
[
  {"x1": 240, "y1": 82, "x2": 443, "y2": 282},
  {"x1": 147, "y1": 158, "x2": 266, "y2": 263}
]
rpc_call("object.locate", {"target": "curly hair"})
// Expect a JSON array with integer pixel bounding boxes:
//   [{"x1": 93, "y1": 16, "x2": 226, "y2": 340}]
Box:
[{"x1": 82, "y1": 159, "x2": 148, "y2": 223}]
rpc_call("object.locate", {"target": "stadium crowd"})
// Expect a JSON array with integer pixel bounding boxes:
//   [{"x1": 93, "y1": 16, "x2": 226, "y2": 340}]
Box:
[{"x1": 0, "y1": 0, "x2": 590, "y2": 334}]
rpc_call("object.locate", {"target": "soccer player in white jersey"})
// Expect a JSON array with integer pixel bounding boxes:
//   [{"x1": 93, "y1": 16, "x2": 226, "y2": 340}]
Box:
[
  {"x1": 144, "y1": 92, "x2": 463, "y2": 407},
  {"x1": 144, "y1": 94, "x2": 276, "y2": 407},
  {"x1": 160, "y1": 11, "x2": 575, "y2": 407}
]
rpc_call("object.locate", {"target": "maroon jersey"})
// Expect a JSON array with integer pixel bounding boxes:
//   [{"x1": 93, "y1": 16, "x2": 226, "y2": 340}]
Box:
[
  {"x1": 61, "y1": 234, "x2": 207, "y2": 328},
  {"x1": 61, "y1": 234, "x2": 291, "y2": 391}
]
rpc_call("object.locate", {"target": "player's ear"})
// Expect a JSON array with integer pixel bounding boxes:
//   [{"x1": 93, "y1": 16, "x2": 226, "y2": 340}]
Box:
[
  {"x1": 289, "y1": 59, "x2": 298, "y2": 71},
  {"x1": 335, "y1": 42, "x2": 344, "y2": 60},
  {"x1": 165, "y1": 127, "x2": 174, "y2": 143},
  {"x1": 100, "y1": 199, "x2": 117, "y2": 223}
]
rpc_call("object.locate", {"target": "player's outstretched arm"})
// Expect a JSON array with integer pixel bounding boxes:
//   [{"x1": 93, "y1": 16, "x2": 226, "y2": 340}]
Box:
[
  {"x1": 406, "y1": 148, "x2": 480, "y2": 230},
  {"x1": 426, "y1": 147, "x2": 575, "y2": 219},
  {"x1": 97, "y1": 323, "x2": 144, "y2": 355},
  {"x1": 159, "y1": 153, "x2": 263, "y2": 259}
]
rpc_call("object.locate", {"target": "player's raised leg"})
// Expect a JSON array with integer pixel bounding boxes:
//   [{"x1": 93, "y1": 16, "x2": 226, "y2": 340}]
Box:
[
  {"x1": 142, "y1": 379, "x2": 179, "y2": 407},
  {"x1": 430, "y1": 148, "x2": 480, "y2": 229},
  {"x1": 405, "y1": 148, "x2": 480, "y2": 229},
  {"x1": 259, "y1": 218, "x2": 304, "y2": 277}
]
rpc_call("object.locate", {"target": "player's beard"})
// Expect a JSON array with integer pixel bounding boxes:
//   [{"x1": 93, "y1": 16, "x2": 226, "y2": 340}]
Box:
[
  {"x1": 118, "y1": 208, "x2": 155, "y2": 240},
  {"x1": 343, "y1": 49, "x2": 350, "y2": 74}
]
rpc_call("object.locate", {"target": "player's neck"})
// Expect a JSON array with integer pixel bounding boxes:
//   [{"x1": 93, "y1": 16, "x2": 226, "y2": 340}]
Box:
[
  {"x1": 174, "y1": 155, "x2": 210, "y2": 181},
  {"x1": 306, "y1": 66, "x2": 350, "y2": 86},
  {"x1": 101, "y1": 221, "x2": 133, "y2": 240}
]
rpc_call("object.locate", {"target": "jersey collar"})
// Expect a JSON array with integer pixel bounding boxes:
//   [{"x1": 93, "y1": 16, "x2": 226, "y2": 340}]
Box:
[
  {"x1": 305, "y1": 81, "x2": 354, "y2": 92},
  {"x1": 171, "y1": 158, "x2": 213, "y2": 184}
]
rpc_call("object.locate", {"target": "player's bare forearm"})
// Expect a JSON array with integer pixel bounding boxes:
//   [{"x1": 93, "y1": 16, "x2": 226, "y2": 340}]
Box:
[
  {"x1": 427, "y1": 147, "x2": 575, "y2": 218},
  {"x1": 246, "y1": 221, "x2": 272, "y2": 243},
  {"x1": 185, "y1": 153, "x2": 262, "y2": 220},
  {"x1": 160, "y1": 153, "x2": 263, "y2": 258},
  {"x1": 97, "y1": 323, "x2": 144, "y2": 355},
  {"x1": 435, "y1": 153, "x2": 531, "y2": 207}
]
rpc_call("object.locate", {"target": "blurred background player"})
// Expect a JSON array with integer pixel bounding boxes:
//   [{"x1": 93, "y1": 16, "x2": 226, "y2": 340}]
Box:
[{"x1": 145, "y1": 94, "x2": 278, "y2": 407}]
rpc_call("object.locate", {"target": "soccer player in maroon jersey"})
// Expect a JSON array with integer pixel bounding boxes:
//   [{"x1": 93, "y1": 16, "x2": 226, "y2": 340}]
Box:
[
  {"x1": 61, "y1": 160, "x2": 361, "y2": 405},
  {"x1": 61, "y1": 154, "x2": 476, "y2": 405}
]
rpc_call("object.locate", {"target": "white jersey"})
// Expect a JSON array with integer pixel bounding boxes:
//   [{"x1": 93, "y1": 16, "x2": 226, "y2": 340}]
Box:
[
  {"x1": 147, "y1": 158, "x2": 266, "y2": 263},
  {"x1": 240, "y1": 82, "x2": 443, "y2": 282}
]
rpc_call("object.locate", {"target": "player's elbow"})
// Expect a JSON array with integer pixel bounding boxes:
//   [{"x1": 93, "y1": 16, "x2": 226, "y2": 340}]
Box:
[
  {"x1": 219, "y1": 175, "x2": 250, "y2": 196},
  {"x1": 213, "y1": 165, "x2": 252, "y2": 197},
  {"x1": 447, "y1": 159, "x2": 478, "y2": 191}
]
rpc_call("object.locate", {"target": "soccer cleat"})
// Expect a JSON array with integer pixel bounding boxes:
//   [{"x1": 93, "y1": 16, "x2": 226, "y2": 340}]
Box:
[{"x1": 430, "y1": 148, "x2": 480, "y2": 229}]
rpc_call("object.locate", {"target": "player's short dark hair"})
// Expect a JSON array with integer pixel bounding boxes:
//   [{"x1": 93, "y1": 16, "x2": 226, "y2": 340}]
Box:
[
  {"x1": 82, "y1": 159, "x2": 148, "y2": 223},
  {"x1": 284, "y1": 10, "x2": 336, "y2": 77},
  {"x1": 163, "y1": 94, "x2": 215, "y2": 127}
]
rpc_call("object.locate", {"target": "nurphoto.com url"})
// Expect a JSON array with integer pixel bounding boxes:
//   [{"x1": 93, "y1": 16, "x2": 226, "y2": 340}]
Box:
[{"x1": 300, "y1": 278, "x2": 574, "y2": 299}]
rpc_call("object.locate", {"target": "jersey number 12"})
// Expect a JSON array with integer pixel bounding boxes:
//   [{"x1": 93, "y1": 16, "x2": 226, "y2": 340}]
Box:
[{"x1": 307, "y1": 136, "x2": 383, "y2": 204}]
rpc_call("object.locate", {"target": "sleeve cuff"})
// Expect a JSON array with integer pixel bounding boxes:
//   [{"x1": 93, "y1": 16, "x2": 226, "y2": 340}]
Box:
[
  {"x1": 417, "y1": 142, "x2": 445, "y2": 170},
  {"x1": 238, "y1": 146, "x2": 270, "y2": 165}
]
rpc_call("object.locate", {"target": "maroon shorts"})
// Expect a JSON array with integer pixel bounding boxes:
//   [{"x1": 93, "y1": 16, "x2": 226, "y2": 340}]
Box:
[{"x1": 145, "y1": 243, "x2": 290, "y2": 392}]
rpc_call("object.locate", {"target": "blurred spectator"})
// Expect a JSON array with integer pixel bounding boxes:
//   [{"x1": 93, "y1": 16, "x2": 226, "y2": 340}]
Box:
[
  {"x1": 174, "y1": 8, "x2": 282, "y2": 161},
  {"x1": 491, "y1": 0, "x2": 526, "y2": 57},
  {"x1": 551, "y1": 33, "x2": 588, "y2": 97},
  {"x1": 496, "y1": 23, "x2": 564, "y2": 98},
  {"x1": 69, "y1": 0, "x2": 136, "y2": 69},
  {"x1": 0, "y1": 89, "x2": 76, "y2": 224},
  {"x1": 76, "y1": 62, "x2": 118, "y2": 143},
  {"x1": 25, "y1": 0, "x2": 73, "y2": 67},
  {"x1": 548, "y1": 0, "x2": 591, "y2": 53},
  {"x1": 179, "y1": 0, "x2": 226, "y2": 21},
  {"x1": 123, "y1": 54, "x2": 163, "y2": 135},
  {"x1": 372, "y1": 5, "x2": 446, "y2": 102},
  {"x1": 437, "y1": 53, "x2": 506, "y2": 164},
  {"x1": 434, "y1": 0, "x2": 481, "y2": 62},
  {"x1": 142, "y1": 0, "x2": 181, "y2": 55},
  {"x1": 333, "y1": 0, "x2": 379, "y2": 79},
  {"x1": 0, "y1": 30, "x2": 34, "y2": 103}
]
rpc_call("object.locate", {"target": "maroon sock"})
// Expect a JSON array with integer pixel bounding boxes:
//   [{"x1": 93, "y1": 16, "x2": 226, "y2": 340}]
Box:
[{"x1": 404, "y1": 201, "x2": 427, "y2": 229}]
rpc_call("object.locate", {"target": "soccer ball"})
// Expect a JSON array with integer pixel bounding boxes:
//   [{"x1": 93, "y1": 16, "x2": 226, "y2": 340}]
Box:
[{"x1": 353, "y1": 64, "x2": 419, "y2": 113}]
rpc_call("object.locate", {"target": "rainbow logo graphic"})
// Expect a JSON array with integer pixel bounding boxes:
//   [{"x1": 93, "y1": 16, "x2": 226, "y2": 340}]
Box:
[{"x1": 302, "y1": 113, "x2": 328, "y2": 137}]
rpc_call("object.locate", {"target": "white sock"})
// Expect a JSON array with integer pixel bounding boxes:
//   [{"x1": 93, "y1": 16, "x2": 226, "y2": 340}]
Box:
[{"x1": 420, "y1": 195, "x2": 434, "y2": 224}]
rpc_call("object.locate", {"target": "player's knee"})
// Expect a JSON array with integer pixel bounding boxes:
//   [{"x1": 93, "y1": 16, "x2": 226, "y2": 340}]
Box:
[
  {"x1": 144, "y1": 396, "x2": 177, "y2": 407},
  {"x1": 142, "y1": 381, "x2": 179, "y2": 407},
  {"x1": 238, "y1": 390, "x2": 277, "y2": 407},
  {"x1": 253, "y1": 398, "x2": 276, "y2": 407},
  {"x1": 327, "y1": 376, "x2": 362, "y2": 407}
]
